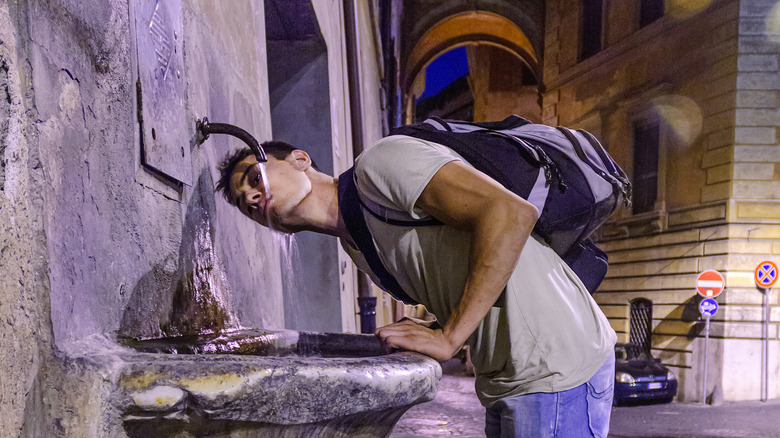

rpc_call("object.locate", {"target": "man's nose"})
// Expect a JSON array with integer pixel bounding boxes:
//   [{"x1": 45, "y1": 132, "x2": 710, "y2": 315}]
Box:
[{"x1": 246, "y1": 189, "x2": 264, "y2": 206}]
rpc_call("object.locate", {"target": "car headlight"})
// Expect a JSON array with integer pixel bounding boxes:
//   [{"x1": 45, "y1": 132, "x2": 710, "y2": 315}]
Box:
[
  {"x1": 616, "y1": 372, "x2": 635, "y2": 384},
  {"x1": 667, "y1": 370, "x2": 676, "y2": 380}
]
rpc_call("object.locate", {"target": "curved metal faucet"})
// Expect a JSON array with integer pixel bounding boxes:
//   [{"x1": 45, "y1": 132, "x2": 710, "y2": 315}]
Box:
[{"x1": 196, "y1": 117, "x2": 267, "y2": 163}]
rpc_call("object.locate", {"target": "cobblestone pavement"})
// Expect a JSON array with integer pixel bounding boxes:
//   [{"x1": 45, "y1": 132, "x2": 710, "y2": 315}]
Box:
[
  {"x1": 390, "y1": 359, "x2": 485, "y2": 437},
  {"x1": 609, "y1": 399, "x2": 780, "y2": 438},
  {"x1": 390, "y1": 359, "x2": 780, "y2": 438}
]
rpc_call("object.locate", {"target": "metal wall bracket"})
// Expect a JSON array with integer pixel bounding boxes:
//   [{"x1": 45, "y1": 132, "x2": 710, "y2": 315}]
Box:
[{"x1": 132, "y1": 0, "x2": 191, "y2": 185}]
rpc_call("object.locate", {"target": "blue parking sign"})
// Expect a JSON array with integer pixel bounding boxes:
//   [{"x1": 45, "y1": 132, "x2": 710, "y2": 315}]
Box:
[{"x1": 699, "y1": 298, "x2": 718, "y2": 317}]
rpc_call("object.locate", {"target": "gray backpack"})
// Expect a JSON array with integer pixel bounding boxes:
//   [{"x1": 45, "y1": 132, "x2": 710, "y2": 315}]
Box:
[{"x1": 364, "y1": 116, "x2": 631, "y2": 294}]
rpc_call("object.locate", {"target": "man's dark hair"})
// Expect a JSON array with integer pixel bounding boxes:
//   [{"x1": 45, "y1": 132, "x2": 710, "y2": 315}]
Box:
[{"x1": 215, "y1": 140, "x2": 315, "y2": 205}]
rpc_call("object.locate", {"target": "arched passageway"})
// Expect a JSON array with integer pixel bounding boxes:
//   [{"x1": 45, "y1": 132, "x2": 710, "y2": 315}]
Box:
[{"x1": 402, "y1": 11, "x2": 542, "y2": 124}]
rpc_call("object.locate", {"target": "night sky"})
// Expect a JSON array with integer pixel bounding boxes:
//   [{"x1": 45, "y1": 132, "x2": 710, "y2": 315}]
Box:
[{"x1": 419, "y1": 46, "x2": 469, "y2": 98}]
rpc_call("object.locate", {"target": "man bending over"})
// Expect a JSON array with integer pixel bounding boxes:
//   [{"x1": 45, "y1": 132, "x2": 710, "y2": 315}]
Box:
[{"x1": 217, "y1": 136, "x2": 616, "y2": 438}]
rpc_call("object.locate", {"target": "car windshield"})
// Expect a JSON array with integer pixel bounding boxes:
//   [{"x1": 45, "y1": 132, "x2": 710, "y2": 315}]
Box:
[{"x1": 615, "y1": 344, "x2": 652, "y2": 361}]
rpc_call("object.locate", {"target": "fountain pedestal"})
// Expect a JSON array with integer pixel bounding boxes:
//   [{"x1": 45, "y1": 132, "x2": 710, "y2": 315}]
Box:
[{"x1": 74, "y1": 330, "x2": 441, "y2": 438}]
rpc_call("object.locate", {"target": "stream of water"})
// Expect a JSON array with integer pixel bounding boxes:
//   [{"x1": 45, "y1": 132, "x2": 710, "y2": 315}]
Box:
[
  {"x1": 276, "y1": 232, "x2": 306, "y2": 330},
  {"x1": 255, "y1": 161, "x2": 273, "y2": 227},
  {"x1": 257, "y1": 161, "x2": 305, "y2": 329}
]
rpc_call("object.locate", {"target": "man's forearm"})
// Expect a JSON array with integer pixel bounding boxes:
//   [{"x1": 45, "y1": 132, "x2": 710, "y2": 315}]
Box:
[
  {"x1": 440, "y1": 199, "x2": 538, "y2": 356},
  {"x1": 375, "y1": 161, "x2": 539, "y2": 362}
]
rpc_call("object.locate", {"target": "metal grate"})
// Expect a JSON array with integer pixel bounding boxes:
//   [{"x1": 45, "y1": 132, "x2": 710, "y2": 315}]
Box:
[{"x1": 630, "y1": 298, "x2": 653, "y2": 352}]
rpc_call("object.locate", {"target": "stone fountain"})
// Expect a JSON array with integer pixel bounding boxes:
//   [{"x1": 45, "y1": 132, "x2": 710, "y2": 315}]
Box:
[
  {"x1": 105, "y1": 120, "x2": 440, "y2": 437},
  {"x1": 64, "y1": 330, "x2": 439, "y2": 438}
]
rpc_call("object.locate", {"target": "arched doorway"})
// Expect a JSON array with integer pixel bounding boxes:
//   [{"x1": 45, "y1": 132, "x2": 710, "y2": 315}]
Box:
[{"x1": 403, "y1": 11, "x2": 542, "y2": 124}]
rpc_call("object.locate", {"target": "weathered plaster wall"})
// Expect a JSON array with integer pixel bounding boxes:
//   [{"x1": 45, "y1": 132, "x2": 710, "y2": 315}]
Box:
[
  {"x1": 184, "y1": 0, "x2": 283, "y2": 334},
  {"x1": 0, "y1": 1, "x2": 52, "y2": 435},
  {"x1": 0, "y1": 0, "x2": 290, "y2": 435},
  {"x1": 11, "y1": 0, "x2": 284, "y2": 347}
]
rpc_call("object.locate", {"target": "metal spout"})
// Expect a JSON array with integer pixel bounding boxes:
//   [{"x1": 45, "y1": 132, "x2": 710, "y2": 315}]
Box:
[{"x1": 196, "y1": 117, "x2": 267, "y2": 163}]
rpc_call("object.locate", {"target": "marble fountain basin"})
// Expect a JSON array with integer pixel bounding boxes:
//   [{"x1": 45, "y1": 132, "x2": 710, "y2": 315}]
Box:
[{"x1": 113, "y1": 329, "x2": 441, "y2": 438}]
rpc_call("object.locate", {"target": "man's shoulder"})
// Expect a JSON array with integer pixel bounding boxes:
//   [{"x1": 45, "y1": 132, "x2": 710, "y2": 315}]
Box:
[
  {"x1": 357, "y1": 134, "x2": 461, "y2": 170},
  {"x1": 352, "y1": 134, "x2": 464, "y2": 216},
  {"x1": 359, "y1": 134, "x2": 432, "y2": 160}
]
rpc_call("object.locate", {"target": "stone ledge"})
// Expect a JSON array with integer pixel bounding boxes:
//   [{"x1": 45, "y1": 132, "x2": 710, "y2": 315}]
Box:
[
  {"x1": 116, "y1": 350, "x2": 441, "y2": 425},
  {"x1": 63, "y1": 332, "x2": 441, "y2": 436}
]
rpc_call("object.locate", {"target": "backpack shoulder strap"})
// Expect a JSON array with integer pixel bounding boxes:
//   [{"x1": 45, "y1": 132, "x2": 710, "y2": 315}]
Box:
[
  {"x1": 358, "y1": 193, "x2": 442, "y2": 227},
  {"x1": 337, "y1": 167, "x2": 420, "y2": 305},
  {"x1": 428, "y1": 115, "x2": 532, "y2": 132}
]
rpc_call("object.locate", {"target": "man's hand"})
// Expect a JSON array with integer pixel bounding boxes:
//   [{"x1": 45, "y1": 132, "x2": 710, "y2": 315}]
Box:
[{"x1": 375, "y1": 318, "x2": 458, "y2": 362}]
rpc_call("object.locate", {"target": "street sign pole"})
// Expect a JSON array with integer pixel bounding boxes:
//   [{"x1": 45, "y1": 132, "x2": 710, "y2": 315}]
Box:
[
  {"x1": 698, "y1": 297, "x2": 718, "y2": 405},
  {"x1": 696, "y1": 272, "x2": 724, "y2": 405},
  {"x1": 762, "y1": 286, "x2": 771, "y2": 402},
  {"x1": 754, "y1": 261, "x2": 776, "y2": 403},
  {"x1": 702, "y1": 313, "x2": 710, "y2": 405}
]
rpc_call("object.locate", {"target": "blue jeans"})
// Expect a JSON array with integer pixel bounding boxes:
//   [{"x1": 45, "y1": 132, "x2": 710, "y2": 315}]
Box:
[{"x1": 485, "y1": 355, "x2": 615, "y2": 438}]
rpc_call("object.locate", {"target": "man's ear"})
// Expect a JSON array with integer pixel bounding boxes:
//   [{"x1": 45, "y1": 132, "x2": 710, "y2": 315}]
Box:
[{"x1": 289, "y1": 149, "x2": 312, "y2": 171}]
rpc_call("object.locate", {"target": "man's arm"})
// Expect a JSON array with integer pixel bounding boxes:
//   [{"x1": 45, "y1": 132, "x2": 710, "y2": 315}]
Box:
[{"x1": 375, "y1": 160, "x2": 539, "y2": 361}]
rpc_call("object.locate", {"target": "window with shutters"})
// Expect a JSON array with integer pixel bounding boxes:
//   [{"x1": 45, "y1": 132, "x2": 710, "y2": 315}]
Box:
[
  {"x1": 580, "y1": 0, "x2": 604, "y2": 61},
  {"x1": 632, "y1": 120, "x2": 661, "y2": 215}
]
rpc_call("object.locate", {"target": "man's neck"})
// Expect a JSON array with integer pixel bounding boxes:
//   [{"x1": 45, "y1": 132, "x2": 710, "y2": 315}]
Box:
[{"x1": 298, "y1": 171, "x2": 354, "y2": 247}]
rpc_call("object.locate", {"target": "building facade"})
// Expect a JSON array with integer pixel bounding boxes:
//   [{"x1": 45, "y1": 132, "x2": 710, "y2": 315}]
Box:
[
  {"x1": 542, "y1": 0, "x2": 780, "y2": 402},
  {"x1": 386, "y1": 0, "x2": 780, "y2": 402}
]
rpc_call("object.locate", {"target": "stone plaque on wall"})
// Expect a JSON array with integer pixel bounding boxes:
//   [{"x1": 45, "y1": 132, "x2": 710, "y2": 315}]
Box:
[{"x1": 132, "y1": 0, "x2": 191, "y2": 185}]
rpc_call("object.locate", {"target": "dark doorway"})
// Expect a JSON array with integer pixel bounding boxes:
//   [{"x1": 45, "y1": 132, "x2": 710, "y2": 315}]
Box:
[{"x1": 265, "y1": 0, "x2": 341, "y2": 332}]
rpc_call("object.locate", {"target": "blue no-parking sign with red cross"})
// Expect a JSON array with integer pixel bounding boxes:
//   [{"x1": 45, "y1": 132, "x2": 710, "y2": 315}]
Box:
[{"x1": 755, "y1": 261, "x2": 778, "y2": 288}]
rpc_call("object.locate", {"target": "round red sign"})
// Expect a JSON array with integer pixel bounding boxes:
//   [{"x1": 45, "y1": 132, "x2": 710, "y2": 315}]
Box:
[
  {"x1": 755, "y1": 261, "x2": 778, "y2": 288},
  {"x1": 696, "y1": 270, "x2": 724, "y2": 298}
]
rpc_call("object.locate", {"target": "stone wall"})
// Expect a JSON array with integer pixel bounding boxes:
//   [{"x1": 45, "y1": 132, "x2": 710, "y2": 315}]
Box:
[
  {"x1": 0, "y1": 1, "x2": 52, "y2": 435},
  {"x1": 0, "y1": 0, "x2": 301, "y2": 435},
  {"x1": 543, "y1": 0, "x2": 780, "y2": 401},
  {"x1": 720, "y1": 0, "x2": 780, "y2": 401}
]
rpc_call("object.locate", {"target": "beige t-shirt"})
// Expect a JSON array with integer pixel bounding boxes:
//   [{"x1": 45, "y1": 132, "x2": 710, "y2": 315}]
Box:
[{"x1": 342, "y1": 134, "x2": 617, "y2": 407}]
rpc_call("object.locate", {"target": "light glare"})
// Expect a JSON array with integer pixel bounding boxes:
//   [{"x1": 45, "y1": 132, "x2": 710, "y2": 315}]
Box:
[
  {"x1": 767, "y1": 2, "x2": 780, "y2": 44},
  {"x1": 651, "y1": 95, "x2": 703, "y2": 148},
  {"x1": 666, "y1": 0, "x2": 713, "y2": 20}
]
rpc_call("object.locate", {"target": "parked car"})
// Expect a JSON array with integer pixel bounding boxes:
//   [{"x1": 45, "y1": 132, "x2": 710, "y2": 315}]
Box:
[{"x1": 614, "y1": 343, "x2": 678, "y2": 405}]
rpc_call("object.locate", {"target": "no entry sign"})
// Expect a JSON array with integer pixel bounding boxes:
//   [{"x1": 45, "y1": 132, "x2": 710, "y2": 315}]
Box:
[
  {"x1": 696, "y1": 270, "x2": 724, "y2": 298},
  {"x1": 755, "y1": 261, "x2": 778, "y2": 289}
]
